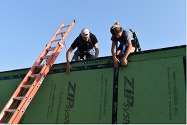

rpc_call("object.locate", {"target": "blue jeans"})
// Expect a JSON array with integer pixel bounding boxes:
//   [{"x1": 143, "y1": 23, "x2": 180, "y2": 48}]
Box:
[{"x1": 117, "y1": 44, "x2": 127, "y2": 55}]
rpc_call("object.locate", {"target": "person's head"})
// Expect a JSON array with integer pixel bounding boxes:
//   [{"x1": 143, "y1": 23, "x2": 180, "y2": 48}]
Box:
[
  {"x1": 110, "y1": 22, "x2": 123, "y2": 38},
  {"x1": 81, "y1": 28, "x2": 90, "y2": 41}
]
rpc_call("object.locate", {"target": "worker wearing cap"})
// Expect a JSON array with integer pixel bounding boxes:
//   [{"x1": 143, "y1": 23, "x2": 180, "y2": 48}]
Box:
[{"x1": 66, "y1": 28, "x2": 99, "y2": 73}]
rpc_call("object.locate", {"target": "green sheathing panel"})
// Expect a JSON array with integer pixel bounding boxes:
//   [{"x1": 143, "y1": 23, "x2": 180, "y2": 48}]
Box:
[
  {"x1": 19, "y1": 58, "x2": 114, "y2": 124},
  {"x1": 117, "y1": 46, "x2": 186, "y2": 124},
  {"x1": 0, "y1": 69, "x2": 28, "y2": 112},
  {"x1": 0, "y1": 45, "x2": 186, "y2": 124}
]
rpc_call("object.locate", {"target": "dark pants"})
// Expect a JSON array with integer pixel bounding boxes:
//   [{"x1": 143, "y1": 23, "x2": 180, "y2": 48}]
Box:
[{"x1": 71, "y1": 49, "x2": 96, "y2": 61}]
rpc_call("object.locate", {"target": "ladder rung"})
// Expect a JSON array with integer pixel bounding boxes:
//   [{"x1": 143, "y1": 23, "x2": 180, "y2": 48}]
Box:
[
  {"x1": 6, "y1": 109, "x2": 16, "y2": 113},
  {"x1": 51, "y1": 39, "x2": 61, "y2": 42},
  {"x1": 56, "y1": 32, "x2": 65, "y2": 36},
  {"x1": 0, "y1": 21, "x2": 75, "y2": 124},
  {"x1": 29, "y1": 74, "x2": 39, "y2": 78},
  {"x1": 47, "y1": 47, "x2": 56, "y2": 51},
  {"x1": 34, "y1": 64, "x2": 44, "y2": 68},
  {"x1": 21, "y1": 85, "x2": 32, "y2": 89},
  {"x1": 41, "y1": 55, "x2": 51, "y2": 60},
  {"x1": 63, "y1": 25, "x2": 70, "y2": 28},
  {"x1": 14, "y1": 96, "x2": 25, "y2": 100}
]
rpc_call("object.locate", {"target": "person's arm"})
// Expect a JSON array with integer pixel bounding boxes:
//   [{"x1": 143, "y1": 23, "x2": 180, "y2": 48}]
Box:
[
  {"x1": 66, "y1": 47, "x2": 74, "y2": 74},
  {"x1": 111, "y1": 41, "x2": 120, "y2": 68},
  {"x1": 93, "y1": 43, "x2": 99, "y2": 58},
  {"x1": 91, "y1": 34, "x2": 99, "y2": 58},
  {"x1": 121, "y1": 40, "x2": 135, "y2": 66},
  {"x1": 111, "y1": 41, "x2": 116, "y2": 58},
  {"x1": 120, "y1": 30, "x2": 135, "y2": 66}
]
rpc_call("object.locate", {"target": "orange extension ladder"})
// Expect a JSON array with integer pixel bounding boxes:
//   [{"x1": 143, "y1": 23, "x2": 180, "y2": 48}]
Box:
[{"x1": 0, "y1": 20, "x2": 75, "y2": 124}]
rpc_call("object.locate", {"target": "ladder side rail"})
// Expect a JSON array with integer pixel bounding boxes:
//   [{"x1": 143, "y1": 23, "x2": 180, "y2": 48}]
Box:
[
  {"x1": 9, "y1": 65, "x2": 51, "y2": 123},
  {"x1": 8, "y1": 74, "x2": 42, "y2": 124},
  {"x1": 0, "y1": 22, "x2": 66, "y2": 123},
  {"x1": 0, "y1": 67, "x2": 41, "y2": 122},
  {"x1": 41, "y1": 20, "x2": 76, "y2": 72},
  {"x1": 8, "y1": 20, "x2": 75, "y2": 124},
  {"x1": 6, "y1": 23, "x2": 66, "y2": 123},
  {"x1": 0, "y1": 68, "x2": 36, "y2": 122},
  {"x1": 31, "y1": 20, "x2": 75, "y2": 83},
  {"x1": 34, "y1": 20, "x2": 75, "y2": 83},
  {"x1": 0, "y1": 23, "x2": 65, "y2": 123},
  {"x1": 32, "y1": 22, "x2": 65, "y2": 67}
]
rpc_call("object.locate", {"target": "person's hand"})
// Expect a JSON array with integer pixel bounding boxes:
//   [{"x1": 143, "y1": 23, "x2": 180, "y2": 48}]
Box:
[
  {"x1": 66, "y1": 62, "x2": 71, "y2": 74},
  {"x1": 113, "y1": 57, "x2": 120, "y2": 68},
  {"x1": 121, "y1": 57, "x2": 128, "y2": 66}
]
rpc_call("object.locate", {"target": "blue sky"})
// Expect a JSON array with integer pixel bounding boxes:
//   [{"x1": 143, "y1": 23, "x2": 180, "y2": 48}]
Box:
[{"x1": 0, "y1": 0, "x2": 186, "y2": 72}]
